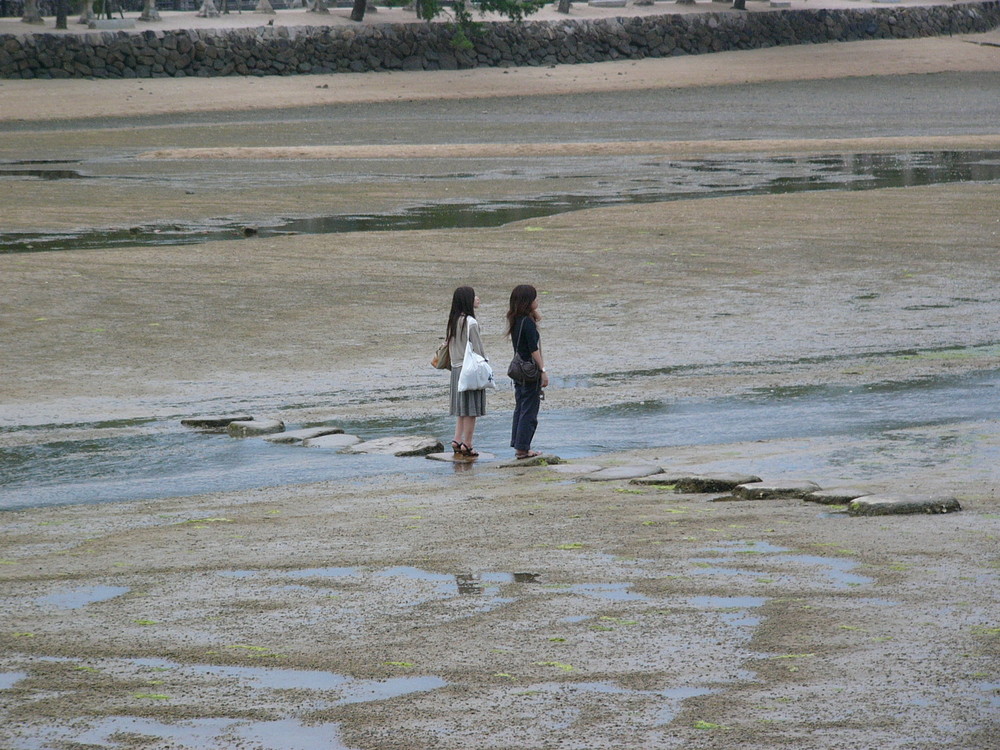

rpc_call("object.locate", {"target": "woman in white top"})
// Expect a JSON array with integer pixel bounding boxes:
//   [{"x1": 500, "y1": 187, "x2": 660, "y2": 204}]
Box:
[{"x1": 446, "y1": 286, "x2": 487, "y2": 457}]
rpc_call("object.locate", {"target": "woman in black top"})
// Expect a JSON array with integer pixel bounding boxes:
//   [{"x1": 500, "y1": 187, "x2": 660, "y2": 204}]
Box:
[{"x1": 507, "y1": 284, "x2": 549, "y2": 459}]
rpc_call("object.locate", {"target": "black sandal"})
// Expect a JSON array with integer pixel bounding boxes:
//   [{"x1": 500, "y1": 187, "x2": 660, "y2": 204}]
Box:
[
  {"x1": 459, "y1": 443, "x2": 479, "y2": 458},
  {"x1": 451, "y1": 440, "x2": 462, "y2": 454}
]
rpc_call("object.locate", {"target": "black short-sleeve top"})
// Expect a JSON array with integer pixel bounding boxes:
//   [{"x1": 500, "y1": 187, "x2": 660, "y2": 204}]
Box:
[{"x1": 512, "y1": 316, "x2": 540, "y2": 360}]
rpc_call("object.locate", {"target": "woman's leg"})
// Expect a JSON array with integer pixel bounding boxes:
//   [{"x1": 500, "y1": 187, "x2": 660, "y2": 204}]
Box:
[
  {"x1": 455, "y1": 415, "x2": 477, "y2": 452},
  {"x1": 512, "y1": 382, "x2": 541, "y2": 454},
  {"x1": 511, "y1": 386, "x2": 523, "y2": 448},
  {"x1": 462, "y1": 416, "x2": 476, "y2": 450}
]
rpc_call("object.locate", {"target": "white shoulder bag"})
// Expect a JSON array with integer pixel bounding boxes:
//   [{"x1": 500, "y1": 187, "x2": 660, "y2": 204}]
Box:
[{"x1": 457, "y1": 322, "x2": 495, "y2": 392}]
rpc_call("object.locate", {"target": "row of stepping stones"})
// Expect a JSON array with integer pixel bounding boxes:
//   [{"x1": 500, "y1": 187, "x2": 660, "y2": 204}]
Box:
[
  {"x1": 526, "y1": 461, "x2": 962, "y2": 517},
  {"x1": 180, "y1": 415, "x2": 444, "y2": 457},
  {"x1": 178, "y1": 419, "x2": 963, "y2": 516}
]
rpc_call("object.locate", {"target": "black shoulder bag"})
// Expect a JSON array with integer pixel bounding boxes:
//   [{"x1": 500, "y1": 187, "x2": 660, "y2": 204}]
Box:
[{"x1": 507, "y1": 318, "x2": 541, "y2": 383}]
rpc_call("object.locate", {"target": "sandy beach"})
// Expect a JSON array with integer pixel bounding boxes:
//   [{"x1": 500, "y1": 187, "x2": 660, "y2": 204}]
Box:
[{"x1": 1, "y1": 6, "x2": 999, "y2": 749}]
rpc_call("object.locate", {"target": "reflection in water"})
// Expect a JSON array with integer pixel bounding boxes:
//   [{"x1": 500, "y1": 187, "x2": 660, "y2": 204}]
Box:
[
  {"x1": 0, "y1": 168, "x2": 88, "y2": 180},
  {"x1": 455, "y1": 573, "x2": 484, "y2": 595},
  {"x1": 456, "y1": 571, "x2": 542, "y2": 595},
  {"x1": 2, "y1": 150, "x2": 997, "y2": 253}
]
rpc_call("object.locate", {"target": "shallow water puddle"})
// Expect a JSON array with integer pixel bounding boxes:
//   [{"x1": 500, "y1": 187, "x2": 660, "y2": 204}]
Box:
[
  {"x1": 375, "y1": 565, "x2": 454, "y2": 583},
  {"x1": 688, "y1": 595, "x2": 769, "y2": 630},
  {"x1": 0, "y1": 671, "x2": 27, "y2": 690},
  {"x1": 522, "y1": 681, "x2": 713, "y2": 726},
  {"x1": 224, "y1": 564, "x2": 645, "y2": 611},
  {"x1": 337, "y1": 675, "x2": 448, "y2": 705},
  {"x1": 220, "y1": 566, "x2": 533, "y2": 610},
  {"x1": 690, "y1": 542, "x2": 873, "y2": 589},
  {"x1": 2, "y1": 150, "x2": 997, "y2": 254},
  {"x1": 194, "y1": 664, "x2": 352, "y2": 692},
  {"x1": 978, "y1": 682, "x2": 1000, "y2": 708},
  {"x1": 34, "y1": 585, "x2": 130, "y2": 609},
  {"x1": 780, "y1": 555, "x2": 873, "y2": 588},
  {"x1": 47, "y1": 716, "x2": 351, "y2": 750},
  {"x1": 567, "y1": 582, "x2": 649, "y2": 602},
  {"x1": 186, "y1": 663, "x2": 447, "y2": 704},
  {"x1": 282, "y1": 566, "x2": 360, "y2": 580},
  {"x1": 0, "y1": 167, "x2": 88, "y2": 181},
  {"x1": 216, "y1": 569, "x2": 260, "y2": 579}
]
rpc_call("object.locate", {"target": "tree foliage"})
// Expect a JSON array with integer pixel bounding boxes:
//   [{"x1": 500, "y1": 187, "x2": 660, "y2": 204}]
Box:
[{"x1": 355, "y1": 0, "x2": 547, "y2": 41}]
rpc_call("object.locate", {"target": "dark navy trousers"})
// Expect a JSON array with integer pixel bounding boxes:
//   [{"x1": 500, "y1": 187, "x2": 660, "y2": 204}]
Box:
[{"x1": 511, "y1": 380, "x2": 542, "y2": 451}]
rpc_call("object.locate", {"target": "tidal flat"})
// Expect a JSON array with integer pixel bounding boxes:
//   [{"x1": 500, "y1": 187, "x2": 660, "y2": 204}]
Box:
[{"x1": 1, "y1": 31, "x2": 999, "y2": 748}]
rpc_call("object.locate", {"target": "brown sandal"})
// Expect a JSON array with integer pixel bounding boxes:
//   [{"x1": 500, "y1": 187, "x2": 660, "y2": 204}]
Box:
[{"x1": 515, "y1": 450, "x2": 541, "y2": 459}]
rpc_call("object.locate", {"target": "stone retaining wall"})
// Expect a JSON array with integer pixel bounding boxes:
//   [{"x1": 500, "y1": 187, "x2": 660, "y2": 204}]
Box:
[{"x1": 2, "y1": 1, "x2": 998, "y2": 79}]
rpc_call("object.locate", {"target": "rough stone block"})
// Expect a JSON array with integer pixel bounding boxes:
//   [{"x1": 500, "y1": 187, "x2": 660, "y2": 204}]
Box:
[
  {"x1": 547, "y1": 463, "x2": 605, "y2": 475},
  {"x1": 227, "y1": 418, "x2": 284, "y2": 437},
  {"x1": 847, "y1": 495, "x2": 962, "y2": 516},
  {"x1": 264, "y1": 426, "x2": 344, "y2": 444},
  {"x1": 302, "y1": 433, "x2": 361, "y2": 449},
  {"x1": 732, "y1": 480, "x2": 822, "y2": 500},
  {"x1": 580, "y1": 465, "x2": 663, "y2": 482},
  {"x1": 495, "y1": 454, "x2": 564, "y2": 468},
  {"x1": 181, "y1": 414, "x2": 254, "y2": 430},
  {"x1": 672, "y1": 473, "x2": 763, "y2": 494},
  {"x1": 426, "y1": 451, "x2": 496, "y2": 462},
  {"x1": 347, "y1": 436, "x2": 443, "y2": 457},
  {"x1": 804, "y1": 487, "x2": 872, "y2": 505},
  {"x1": 628, "y1": 474, "x2": 685, "y2": 486}
]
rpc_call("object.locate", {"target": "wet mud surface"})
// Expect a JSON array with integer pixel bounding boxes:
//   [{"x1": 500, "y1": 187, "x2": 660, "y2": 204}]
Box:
[
  {"x1": 1, "y1": 61, "x2": 999, "y2": 748},
  {"x1": 1, "y1": 460, "x2": 997, "y2": 749}
]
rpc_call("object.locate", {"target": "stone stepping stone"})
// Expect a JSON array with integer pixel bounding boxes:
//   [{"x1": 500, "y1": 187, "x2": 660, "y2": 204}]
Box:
[
  {"x1": 264, "y1": 426, "x2": 344, "y2": 444},
  {"x1": 495, "y1": 454, "x2": 564, "y2": 468},
  {"x1": 426, "y1": 451, "x2": 496, "y2": 463},
  {"x1": 847, "y1": 495, "x2": 962, "y2": 516},
  {"x1": 731, "y1": 480, "x2": 821, "y2": 500},
  {"x1": 303, "y1": 433, "x2": 362, "y2": 450},
  {"x1": 629, "y1": 473, "x2": 691, "y2": 486},
  {"x1": 579, "y1": 465, "x2": 663, "y2": 482},
  {"x1": 347, "y1": 436, "x2": 443, "y2": 457},
  {"x1": 589, "y1": 0, "x2": 627, "y2": 6},
  {"x1": 672, "y1": 473, "x2": 763, "y2": 494},
  {"x1": 804, "y1": 487, "x2": 872, "y2": 505},
  {"x1": 548, "y1": 463, "x2": 604, "y2": 475},
  {"x1": 181, "y1": 414, "x2": 253, "y2": 431},
  {"x1": 227, "y1": 419, "x2": 284, "y2": 437}
]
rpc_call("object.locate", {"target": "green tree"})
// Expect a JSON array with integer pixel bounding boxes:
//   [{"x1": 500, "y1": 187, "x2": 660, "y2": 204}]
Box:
[{"x1": 352, "y1": 0, "x2": 546, "y2": 32}]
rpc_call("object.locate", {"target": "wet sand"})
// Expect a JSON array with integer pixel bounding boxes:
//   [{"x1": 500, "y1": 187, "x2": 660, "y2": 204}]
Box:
[{"x1": 1, "y1": 17, "x2": 1000, "y2": 750}]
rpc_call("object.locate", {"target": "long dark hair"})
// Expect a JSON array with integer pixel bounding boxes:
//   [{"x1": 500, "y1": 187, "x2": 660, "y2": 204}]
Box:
[
  {"x1": 447, "y1": 286, "x2": 476, "y2": 342},
  {"x1": 506, "y1": 284, "x2": 538, "y2": 337}
]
